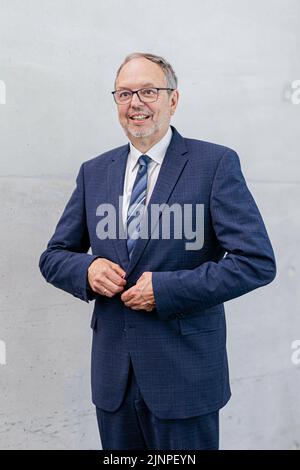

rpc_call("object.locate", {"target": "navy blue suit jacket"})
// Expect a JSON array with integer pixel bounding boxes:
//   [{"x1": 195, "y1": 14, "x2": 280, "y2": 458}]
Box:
[{"x1": 39, "y1": 126, "x2": 276, "y2": 419}]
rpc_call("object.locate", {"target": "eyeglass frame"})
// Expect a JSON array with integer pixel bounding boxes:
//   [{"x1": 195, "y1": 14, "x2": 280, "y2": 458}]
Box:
[{"x1": 111, "y1": 87, "x2": 175, "y2": 104}]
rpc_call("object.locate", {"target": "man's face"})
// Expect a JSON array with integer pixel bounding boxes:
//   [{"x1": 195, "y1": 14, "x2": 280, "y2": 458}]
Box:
[{"x1": 115, "y1": 58, "x2": 179, "y2": 147}]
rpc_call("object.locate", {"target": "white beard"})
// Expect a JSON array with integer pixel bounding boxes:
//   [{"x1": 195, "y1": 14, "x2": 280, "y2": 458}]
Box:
[
  {"x1": 124, "y1": 114, "x2": 170, "y2": 139},
  {"x1": 126, "y1": 125, "x2": 156, "y2": 138}
]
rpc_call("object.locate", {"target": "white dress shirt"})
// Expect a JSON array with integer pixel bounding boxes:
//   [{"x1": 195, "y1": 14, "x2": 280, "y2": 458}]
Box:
[{"x1": 122, "y1": 126, "x2": 173, "y2": 229}]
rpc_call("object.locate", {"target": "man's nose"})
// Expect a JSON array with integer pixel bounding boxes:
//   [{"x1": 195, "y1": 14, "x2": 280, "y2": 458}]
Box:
[{"x1": 130, "y1": 92, "x2": 143, "y2": 106}]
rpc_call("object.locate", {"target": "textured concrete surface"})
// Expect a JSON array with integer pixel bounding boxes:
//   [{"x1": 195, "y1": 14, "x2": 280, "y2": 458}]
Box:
[{"x1": 0, "y1": 0, "x2": 299, "y2": 449}]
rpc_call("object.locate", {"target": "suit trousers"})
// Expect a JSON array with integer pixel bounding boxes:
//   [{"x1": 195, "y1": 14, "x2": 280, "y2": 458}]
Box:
[{"x1": 96, "y1": 359, "x2": 219, "y2": 450}]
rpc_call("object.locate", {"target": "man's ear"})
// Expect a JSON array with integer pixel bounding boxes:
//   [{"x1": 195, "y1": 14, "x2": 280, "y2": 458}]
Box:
[{"x1": 170, "y1": 90, "x2": 179, "y2": 115}]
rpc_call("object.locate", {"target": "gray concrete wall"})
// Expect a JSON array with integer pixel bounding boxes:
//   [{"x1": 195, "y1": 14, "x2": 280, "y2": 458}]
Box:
[{"x1": 0, "y1": 0, "x2": 299, "y2": 449}]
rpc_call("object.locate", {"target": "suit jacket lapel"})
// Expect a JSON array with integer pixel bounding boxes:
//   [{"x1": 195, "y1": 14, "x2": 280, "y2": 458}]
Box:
[
  {"x1": 107, "y1": 144, "x2": 130, "y2": 270},
  {"x1": 106, "y1": 127, "x2": 189, "y2": 276},
  {"x1": 125, "y1": 127, "x2": 189, "y2": 278}
]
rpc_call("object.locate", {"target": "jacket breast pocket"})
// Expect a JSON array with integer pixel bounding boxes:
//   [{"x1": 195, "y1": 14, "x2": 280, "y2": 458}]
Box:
[{"x1": 179, "y1": 312, "x2": 224, "y2": 335}]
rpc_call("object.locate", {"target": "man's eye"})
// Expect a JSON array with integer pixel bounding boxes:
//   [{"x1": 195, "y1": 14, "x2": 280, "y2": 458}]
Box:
[
  {"x1": 119, "y1": 91, "x2": 131, "y2": 98},
  {"x1": 143, "y1": 89, "x2": 155, "y2": 95}
]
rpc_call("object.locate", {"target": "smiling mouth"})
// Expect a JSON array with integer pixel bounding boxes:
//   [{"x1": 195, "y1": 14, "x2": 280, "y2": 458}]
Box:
[{"x1": 129, "y1": 114, "x2": 151, "y2": 122}]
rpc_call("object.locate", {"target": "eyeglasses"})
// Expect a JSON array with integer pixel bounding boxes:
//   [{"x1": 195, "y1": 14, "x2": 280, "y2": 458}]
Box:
[{"x1": 111, "y1": 87, "x2": 175, "y2": 104}]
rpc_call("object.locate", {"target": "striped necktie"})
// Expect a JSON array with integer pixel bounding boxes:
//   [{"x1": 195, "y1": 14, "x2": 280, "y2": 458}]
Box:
[{"x1": 126, "y1": 154, "x2": 151, "y2": 259}]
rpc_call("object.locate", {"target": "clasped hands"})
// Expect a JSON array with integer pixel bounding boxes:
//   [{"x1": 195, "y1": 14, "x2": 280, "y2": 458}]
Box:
[{"x1": 87, "y1": 258, "x2": 155, "y2": 312}]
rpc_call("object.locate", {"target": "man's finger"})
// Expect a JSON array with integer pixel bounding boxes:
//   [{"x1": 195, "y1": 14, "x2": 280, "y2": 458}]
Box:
[
  {"x1": 92, "y1": 284, "x2": 113, "y2": 297},
  {"x1": 110, "y1": 262, "x2": 126, "y2": 278},
  {"x1": 121, "y1": 288, "x2": 136, "y2": 302},
  {"x1": 106, "y1": 267, "x2": 127, "y2": 287},
  {"x1": 105, "y1": 277, "x2": 125, "y2": 293}
]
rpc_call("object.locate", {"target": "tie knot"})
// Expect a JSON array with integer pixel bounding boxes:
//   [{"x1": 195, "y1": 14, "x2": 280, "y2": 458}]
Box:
[{"x1": 138, "y1": 154, "x2": 151, "y2": 168}]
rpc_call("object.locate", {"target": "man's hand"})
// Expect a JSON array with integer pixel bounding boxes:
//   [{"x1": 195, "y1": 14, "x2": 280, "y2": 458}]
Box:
[
  {"x1": 88, "y1": 258, "x2": 126, "y2": 297},
  {"x1": 121, "y1": 272, "x2": 155, "y2": 312}
]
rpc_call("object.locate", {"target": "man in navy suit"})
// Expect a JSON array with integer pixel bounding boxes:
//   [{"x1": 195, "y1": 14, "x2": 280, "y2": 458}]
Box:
[{"x1": 39, "y1": 52, "x2": 276, "y2": 450}]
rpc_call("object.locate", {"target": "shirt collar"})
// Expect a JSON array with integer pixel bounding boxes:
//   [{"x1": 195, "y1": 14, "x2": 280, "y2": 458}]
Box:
[{"x1": 128, "y1": 126, "x2": 173, "y2": 171}]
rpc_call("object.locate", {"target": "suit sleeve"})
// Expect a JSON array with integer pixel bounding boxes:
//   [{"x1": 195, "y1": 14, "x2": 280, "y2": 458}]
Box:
[
  {"x1": 152, "y1": 149, "x2": 276, "y2": 321},
  {"x1": 39, "y1": 163, "x2": 99, "y2": 302}
]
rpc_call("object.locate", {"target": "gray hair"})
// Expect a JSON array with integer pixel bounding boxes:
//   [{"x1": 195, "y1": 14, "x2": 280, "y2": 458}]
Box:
[{"x1": 115, "y1": 52, "x2": 178, "y2": 91}]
